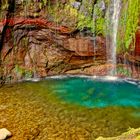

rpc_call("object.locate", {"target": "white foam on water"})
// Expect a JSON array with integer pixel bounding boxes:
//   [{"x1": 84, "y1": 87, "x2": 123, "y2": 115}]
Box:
[
  {"x1": 125, "y1": 80, "x2": 137, "y2": 85},
  {"x1": 92, "y1": 76, "x2": 98, "y2": 79},
  {"x1": 31, "y1": 78, "x2": 41, "y2": 82},
  {"x1": 18, "y1": 75, "x2": 140, "y2": 86},
  {"x1": 103, "y1": 76, "x2": 118, "y2": 81},
  {"x1": 46, "y1": 75, "x2": 68, "y2": 79},
  {"x1": 22, "y1": 78, "x2": 41, "y2": 82}
]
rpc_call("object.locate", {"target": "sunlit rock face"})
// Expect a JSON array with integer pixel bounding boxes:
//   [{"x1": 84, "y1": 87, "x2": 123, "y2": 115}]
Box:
[{"x1": 63, "y1": 36, "x2": 106, "y2": 56}]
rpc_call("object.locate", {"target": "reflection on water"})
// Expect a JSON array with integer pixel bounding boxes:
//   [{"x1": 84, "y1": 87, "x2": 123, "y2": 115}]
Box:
[{"x1": 0, "y1": 76, "x2": 140, "y2": 139}]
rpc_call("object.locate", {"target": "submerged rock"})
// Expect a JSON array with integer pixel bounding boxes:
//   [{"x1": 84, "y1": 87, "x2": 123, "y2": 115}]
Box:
[{"x1": 0, "y1": 128, "x2": 12, "y2": 140}]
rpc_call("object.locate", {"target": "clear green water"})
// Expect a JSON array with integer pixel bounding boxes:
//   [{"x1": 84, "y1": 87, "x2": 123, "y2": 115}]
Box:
[
  {"x1": 40, "y1": 76, "x2": 140, "y2": 108},
  {"x1": 0, "y1": 76, "x2": 140, "y2": 139}
]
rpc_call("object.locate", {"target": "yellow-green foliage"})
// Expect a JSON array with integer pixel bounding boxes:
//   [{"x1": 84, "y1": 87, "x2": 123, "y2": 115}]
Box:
[
  {"x1": 47, "y1": 2, "x2": 78, "y2": 28},
  {"x1": 77, "y1": 0, "x2": 105, "y2": 34},
  {"x1": 124, "y1": 0, "x2": 139, "y2": 50},
  {"x1": 77, "y1": 0, "x2": 93, "y2": 31},
  {"x1": 93, "y1": 4, "x2": 106, "y2": 35},
  {"x1": 77, "y1": 14, "x2": 93, "y2": 31},
  {"x1": 1, "y1": 0, "x2": 140, "y2": 54},
  {"x1": 1, "y1": 0, "x2": 9, "y2": 10},
  {"x1": 14, "y1": 65, "x2": 33, "y2": 78},
  {"x1": 118, "y1": 0, "x2": 140, "y2": 52},
  {"x1": 136, "y1": 135, "x2": 140, "y2": 140},
  {"x1": 43, "y1": 0, "x2": 47, "y2": 5},
  {"x1": 0, "y1": 0, "x2": 9, "y2": 19}
]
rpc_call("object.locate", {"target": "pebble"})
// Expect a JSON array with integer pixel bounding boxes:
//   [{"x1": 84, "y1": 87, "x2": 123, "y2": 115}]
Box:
[{"x1": 0, "y1": 128, "x2": 12, "y2": 140}]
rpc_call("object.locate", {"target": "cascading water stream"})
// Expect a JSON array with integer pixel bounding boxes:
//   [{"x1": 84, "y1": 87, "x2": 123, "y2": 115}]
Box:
[
  {"x1": 92, "y1": 6, "x2": 97, "y2": 61},
  {"x1": 106, "y1": 0, "x2": 121, "y2": 76}
]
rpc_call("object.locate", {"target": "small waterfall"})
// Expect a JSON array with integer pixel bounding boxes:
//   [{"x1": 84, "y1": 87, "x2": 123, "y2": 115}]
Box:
[
  {"x1": 92, "y1": 6, "x2": 97, "y2": 61},
  {"x1": 106, "y1": 0, "x2": 121, "y2": 75}
]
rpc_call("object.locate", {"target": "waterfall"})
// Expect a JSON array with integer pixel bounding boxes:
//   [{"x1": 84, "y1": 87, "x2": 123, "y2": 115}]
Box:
[
  {"x1": 92, "y1": 5, "x2": 97, "y2": 61},
  {"x1": 106, "y1": 0, "x2": 121, "y2": 75}
]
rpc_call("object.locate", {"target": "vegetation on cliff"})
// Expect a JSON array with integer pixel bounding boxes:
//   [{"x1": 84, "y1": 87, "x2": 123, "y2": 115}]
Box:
[
  {"x1": 0, "y1": 0, "x2": 140, "y2": 81},
  {"x1": 0, "y1": 0, "x2": 140, "y2": 53},
  {"x1": 118, "y1": 0, "x2": 140, "y2": 52},
  {"x1": 37, "y1": 0, "x2": 140, "y2": 52}
]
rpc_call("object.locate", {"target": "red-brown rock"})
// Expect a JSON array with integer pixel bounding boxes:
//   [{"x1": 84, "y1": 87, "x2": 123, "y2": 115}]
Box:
[
  {"x1": 135, "y1": 28, "x2": 140, "y2": 56},
  {"x1": 63, "y1": 36, "x2": 106, "y2": 57}
]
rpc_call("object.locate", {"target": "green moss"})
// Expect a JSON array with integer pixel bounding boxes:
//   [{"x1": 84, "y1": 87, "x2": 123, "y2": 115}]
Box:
[
  {"x1": 14, "y1": 65, "x2": 33, "y2": 78},
  {"x1": 136, "y1": 135, "x2": 140, "y2": 140},
  {"x1": 117, "y1": 0, "x2": 140, "y2": 53},
  {"x1": 77, "y1": 13, "x2": 93, "y2": 31},
  {"x1": 117, "y1": 66, "x2": 131, "y2": 77},
  {"x1": 77, "y1": 0, "x2": 105, "y2": 35},
  {"x1": 1, "y1": 0, "x2": 140, "y2": 54}
]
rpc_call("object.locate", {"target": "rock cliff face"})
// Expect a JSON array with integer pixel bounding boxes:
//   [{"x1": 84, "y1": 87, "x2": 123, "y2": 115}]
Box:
[
  {"x1": 0, "y1": 0, "x2": 107, "y2": 82},
  {"x1": 0, "y1": 0, "x2": 140, "y2": 82}
]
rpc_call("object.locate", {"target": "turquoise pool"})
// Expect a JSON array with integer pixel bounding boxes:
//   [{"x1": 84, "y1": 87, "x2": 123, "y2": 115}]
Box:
[
  {"x1": 0, "y1": 76, "x2": 140, "y2": 139},
  {"x1": 40, "y1": 76, "x2": 140, "y2": 108}
]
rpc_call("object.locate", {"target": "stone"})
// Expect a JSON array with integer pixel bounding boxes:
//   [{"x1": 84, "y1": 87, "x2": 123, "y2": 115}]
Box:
[
  {"x1": 63, "y1": 36, "x2": 106, "y2": 57},
  {"x1": 64, "y1": 37, "x2": 94, "y2": 56},
  {"x1": 135, "y1": 28, "x2": 140, "y2": 56},
  {"x1": 0, "y1": 128, "x2": 12, "y2": 140}
]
